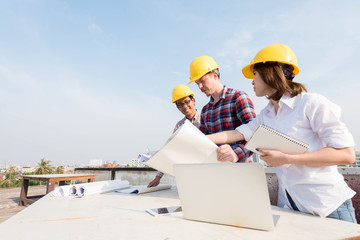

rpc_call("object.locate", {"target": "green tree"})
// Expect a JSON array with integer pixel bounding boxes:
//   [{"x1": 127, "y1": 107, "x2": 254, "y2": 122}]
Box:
[
  {"x1": 6, "y1": 166, "x2": 17, "y2": 176},
  {"x1": 55, "y1": 165, "x2": 64, "y2": 174},
  {"x1": 0, "y1": 166, "x2": 21, "y2": 188},
  {"x1": 35, "y1": 158, "x2": 53, "y2": 175}
]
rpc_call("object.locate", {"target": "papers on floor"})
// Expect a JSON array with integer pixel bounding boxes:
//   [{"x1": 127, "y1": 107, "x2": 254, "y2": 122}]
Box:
[
  {"x1": 49, "y1": 180, "x2": 130, "y2": 197},
  {"x1": 116, "y1": 184, "x2": 172, "y2": 194},
  {"x1": 142, "y1": 120, "x2": 219, "y2": 176}
]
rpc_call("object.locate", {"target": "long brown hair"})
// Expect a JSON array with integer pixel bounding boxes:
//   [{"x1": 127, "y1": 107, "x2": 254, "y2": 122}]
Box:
[{"x1": 254, "y1": 62, "x2": 307, "y2": 101}]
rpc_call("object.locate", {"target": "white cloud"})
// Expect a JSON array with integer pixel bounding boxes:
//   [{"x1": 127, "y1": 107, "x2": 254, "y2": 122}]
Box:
[
  {"x1": 218, "y1": 31, "x2": 253, "y2": 59},
  {"x1": 172, "y1": 71, "x2": 185, "y2": 77},
  {"x1": 88, "y1": 23, "x2": 103, "y2": 34},
  {"x1": 223, "y1": 31, "x2": 253, "y2": 49}
]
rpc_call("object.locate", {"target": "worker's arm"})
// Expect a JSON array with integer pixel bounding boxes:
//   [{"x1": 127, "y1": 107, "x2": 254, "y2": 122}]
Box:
[
  {"x1": 207, "y1": 130, "x2": 244, "y2": 144},
  {"x1": 147, "y1": 176, "x2": 161, "y2": 187},
  {"x1": 258, "y1": 147, "x2": 355, "y2": 167}
]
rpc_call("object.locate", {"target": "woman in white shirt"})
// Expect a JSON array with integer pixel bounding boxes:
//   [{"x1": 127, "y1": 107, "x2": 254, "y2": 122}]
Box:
[{"x1": 208, "y1": 44, "x2": 357, "y2": 223}]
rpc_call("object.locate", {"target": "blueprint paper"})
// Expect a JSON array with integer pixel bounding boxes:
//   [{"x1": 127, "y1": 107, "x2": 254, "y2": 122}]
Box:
[
  {"x1": 116, "y1": 184, "x2": 172, "y2": 194},
  {"x1": 143, "y1": 120, "x2": 219, "y2": 176}
]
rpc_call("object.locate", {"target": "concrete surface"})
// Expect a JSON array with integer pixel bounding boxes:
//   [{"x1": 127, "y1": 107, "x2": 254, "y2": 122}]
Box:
[
  {"x1": 1, "y1": 187, "x2": 360, "y2": 240},
  {"x1": 76, "y1": 167, "x2": 360, "y2": 223},
  {"x1": 3, "y1": 167, "x2": 359, "y2": 224},
  {"x1": 0, "y1": 185, "x2": 47, "y2": 223}
]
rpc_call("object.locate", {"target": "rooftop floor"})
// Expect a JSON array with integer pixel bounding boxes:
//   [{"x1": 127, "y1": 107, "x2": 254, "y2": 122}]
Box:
[
  {"x1": 0, "y1": 185, "x2": 47, "y2": 223},
  {"x1": 1, "y1": 185, "x2": 359, "y2": 240}
]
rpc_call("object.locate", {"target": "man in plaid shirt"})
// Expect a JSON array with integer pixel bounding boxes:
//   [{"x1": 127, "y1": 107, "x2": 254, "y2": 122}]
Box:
[{"x1": 188, "y1": 56, "x2": 256, "y2": 162}]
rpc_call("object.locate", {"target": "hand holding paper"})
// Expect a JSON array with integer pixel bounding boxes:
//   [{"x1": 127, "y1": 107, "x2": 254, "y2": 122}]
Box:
[{"x1": 143, "y1": 120, "x2": 219, "y2": 176}]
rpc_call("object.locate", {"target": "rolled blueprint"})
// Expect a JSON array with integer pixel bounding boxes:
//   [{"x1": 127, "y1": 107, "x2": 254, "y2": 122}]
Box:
[
  {"x1": 50, "y1": 180, "x2": 130, "y2": 197},
  {"x1": 75, "y1": 180, "x2": 130, "y2": 196},
  {"x1": 49, "y1": 185, "x2": 78, "y2": 197}
]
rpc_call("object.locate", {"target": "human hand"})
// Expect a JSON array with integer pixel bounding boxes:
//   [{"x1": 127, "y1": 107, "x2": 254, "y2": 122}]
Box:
[
  {"x1": 257, "y1": 148, "x2": 290, "y2": 167},
  {"x1": 147, "y1": 176, "x2": 161, "y2": 187},
  {"x1": 216, "y1": 144, "x2": 239, "y2": 163}
]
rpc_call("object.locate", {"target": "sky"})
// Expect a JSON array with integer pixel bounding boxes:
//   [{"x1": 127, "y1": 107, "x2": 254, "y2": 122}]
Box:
[{"x1": 1, "y1": 0, "x2": 360, "y2": 167}]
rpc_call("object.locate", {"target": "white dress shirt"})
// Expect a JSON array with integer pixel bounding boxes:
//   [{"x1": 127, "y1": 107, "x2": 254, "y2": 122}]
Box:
[{"x1": 236, "y1": 92, "x2": 355, "y2": 217}]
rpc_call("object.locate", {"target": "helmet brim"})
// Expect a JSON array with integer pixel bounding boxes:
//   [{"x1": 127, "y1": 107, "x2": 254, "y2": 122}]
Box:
[{"x1": 242, "y1": 61, "x2": 300, "y2": 79}]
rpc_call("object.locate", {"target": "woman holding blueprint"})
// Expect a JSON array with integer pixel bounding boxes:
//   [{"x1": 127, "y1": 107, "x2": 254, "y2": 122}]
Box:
[{"x1": 207, "y1": 44, "x2": 356, "y2": 223}]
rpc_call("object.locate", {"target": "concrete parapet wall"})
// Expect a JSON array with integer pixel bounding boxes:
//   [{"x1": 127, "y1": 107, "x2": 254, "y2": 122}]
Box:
[
  {"x1": 114, "y1": 170, "x2": 175, "y2": 185},
  {"x1": 75, "y1": 167, "x2": 360, "y2": 223},
  {"x1": 74, "y1": 169, "x2": 112, "y2": 181},
  {"x1": 339, "y1": 168, "x2": 360, "y2": 223}
]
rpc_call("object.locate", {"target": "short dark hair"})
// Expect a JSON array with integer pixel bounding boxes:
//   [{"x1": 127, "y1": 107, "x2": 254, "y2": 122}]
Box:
[{"x1": 212, "y1": 69, "x2": 220, "y2": 79}]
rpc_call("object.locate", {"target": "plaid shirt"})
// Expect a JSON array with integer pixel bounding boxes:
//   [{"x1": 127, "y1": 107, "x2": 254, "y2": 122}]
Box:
[{"x1": 200, "y1": 86, "x2": 256, "y2": 162}]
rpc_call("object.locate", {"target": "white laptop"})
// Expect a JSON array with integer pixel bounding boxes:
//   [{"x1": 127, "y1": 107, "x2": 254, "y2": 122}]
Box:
[{"x1": 173, "y1": 163, "x2": 276, "y2": 231}]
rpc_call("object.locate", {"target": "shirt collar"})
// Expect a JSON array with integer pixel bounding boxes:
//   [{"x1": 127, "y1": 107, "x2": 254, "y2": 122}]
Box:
[
  {"x1": 185, "y1": 109, "x2": 199, "y2": 122},
  {"x1": 210, "y1": 85, "x2": 227, "y2": 104},
  {"x1": 194, "y1": 109, "x2": 200, "y2": 122},
  {"x1": 279, "y1": 92, "x2": 295, "y2": 109},
  {"x1": 264, "y1": 92, "x2": 295, "y2": 112}
]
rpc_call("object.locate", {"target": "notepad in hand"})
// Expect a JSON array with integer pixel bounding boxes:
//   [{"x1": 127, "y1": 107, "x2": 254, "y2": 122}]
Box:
[{"x1": 245, "y1": 125, "x2": 309, "y2": 155}]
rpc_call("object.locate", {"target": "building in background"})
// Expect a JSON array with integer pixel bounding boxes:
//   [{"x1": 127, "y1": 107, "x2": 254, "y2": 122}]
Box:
[
  {"x1": 21, "y1": 166, "x2": 37, "y2": 173},
  {"x1": 89, "y1": 159, "x2": 103, "y2": 167},
  {"x1": 354, "y1": 150, "x2": 360, "y2": 167},
  {"x1": 102, "y1": 163, "x2": 121, "y2": 168},
  {"x1": 130, "y1": 154, "x2": 146, "y2": 167}
]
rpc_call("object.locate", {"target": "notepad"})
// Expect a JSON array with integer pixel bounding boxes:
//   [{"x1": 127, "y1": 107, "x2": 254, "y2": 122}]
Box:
[{"x1": 245, "y1": 125, "x2": 309, "y2": 155}]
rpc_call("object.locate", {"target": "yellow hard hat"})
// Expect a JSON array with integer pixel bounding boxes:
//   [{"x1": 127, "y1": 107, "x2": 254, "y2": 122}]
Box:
[
  {"x1": 188, "y1": 56, "x2": 219, "y2": 84},
  {"x1": 242, "y1": 44, "x2": 300, "y2": 79},
  {"x1": 172, "y1": 84, "x2": 194, "y2": 103}
]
